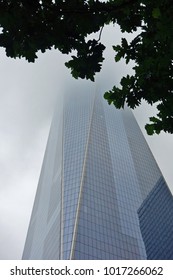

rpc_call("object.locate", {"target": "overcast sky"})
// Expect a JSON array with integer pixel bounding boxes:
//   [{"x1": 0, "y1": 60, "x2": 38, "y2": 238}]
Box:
[{"x1": 0, "y1": 24, "x2": 173, "y2": 260}]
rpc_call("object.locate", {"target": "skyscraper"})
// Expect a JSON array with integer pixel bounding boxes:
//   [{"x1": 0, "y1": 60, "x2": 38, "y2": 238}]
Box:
[{"x1": 23, "y1": 85, "x2": 173, "y2": 260}]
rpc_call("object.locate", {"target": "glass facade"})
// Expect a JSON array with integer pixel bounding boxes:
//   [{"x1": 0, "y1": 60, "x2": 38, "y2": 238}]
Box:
[
  {"x1": 138, "y1": 177, "x2": 173, "y2": 259},
  {"x1": 23, "y1": 86, "x2": 173, "y2": 259}
]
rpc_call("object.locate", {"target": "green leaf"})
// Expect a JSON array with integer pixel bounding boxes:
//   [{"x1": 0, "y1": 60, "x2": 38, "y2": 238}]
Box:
[
  {"x1": 152, "y1": 8, "x2": 161, "y2": 19},
  {"x1": 149, "y1": 116, "x2": 160, "y2": 123},
  {"x1": 115, "y1": 53, "x2": 121, "y2": 62},
  {"x1": 145, "y1": 124, "x2": 154, "y2": 135}
]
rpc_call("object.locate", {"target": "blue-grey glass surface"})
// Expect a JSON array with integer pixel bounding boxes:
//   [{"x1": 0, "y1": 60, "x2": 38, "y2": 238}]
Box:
[
  {"x1": 138, "y1": 177, "x2": 173, "y2": 259},
  {"x1": 62, "y1": 87, "x2": 95, "y2": 259},
  {"x1": 22, "y1": 97, "x2": 63, "y2": 259},
  {"x1": 22, "y1": 85, "x2": 173, "y2": 260}
]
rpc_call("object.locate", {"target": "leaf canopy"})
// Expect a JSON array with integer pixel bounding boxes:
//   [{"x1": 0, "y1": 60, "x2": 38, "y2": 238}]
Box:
[{"x1": 0, "y1": 0, "x2": 173, "y2": 134}]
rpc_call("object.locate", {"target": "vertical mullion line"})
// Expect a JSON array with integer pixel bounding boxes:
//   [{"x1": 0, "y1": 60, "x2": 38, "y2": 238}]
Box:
[
  {"x1": 70, "y1": 90, "x2": 97, "y2": 259},
  {"x1": 60, "y1": 96, "x2": 64, "y2": 259}
]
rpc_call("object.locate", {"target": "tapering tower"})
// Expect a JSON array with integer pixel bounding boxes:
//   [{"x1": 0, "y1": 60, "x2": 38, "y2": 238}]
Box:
[{"x1": 23, "y1": 85, "x2": 173, "y2": 260}]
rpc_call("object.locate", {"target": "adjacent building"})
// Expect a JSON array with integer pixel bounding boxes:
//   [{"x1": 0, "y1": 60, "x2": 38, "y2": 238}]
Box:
[
  {"x1": 23, "y1": 85, "x2": 173, "y2": 259},
  {"x1": 138, "y1": 177, "x2": 173, "y2": 259}
]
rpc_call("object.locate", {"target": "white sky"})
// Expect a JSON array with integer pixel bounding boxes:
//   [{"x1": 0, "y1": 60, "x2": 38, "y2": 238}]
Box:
[{"x1": 0, "y1": 24, "x2": 173, "y2": 260}]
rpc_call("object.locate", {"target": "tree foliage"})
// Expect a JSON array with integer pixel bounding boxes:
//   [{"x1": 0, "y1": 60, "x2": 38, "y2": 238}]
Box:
[{"x1": 0, "y1": 0, "x2": 173, "y2": 135}]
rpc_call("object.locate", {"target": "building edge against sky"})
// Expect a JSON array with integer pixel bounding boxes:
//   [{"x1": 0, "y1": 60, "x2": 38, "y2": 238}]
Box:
[{"x1": 23, "y1": 84, "x2": 173, "y2": 260}]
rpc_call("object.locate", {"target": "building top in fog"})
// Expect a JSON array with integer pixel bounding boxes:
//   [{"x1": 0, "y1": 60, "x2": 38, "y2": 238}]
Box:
[{"x1": 23, "y1": 86, "x2": 173, "y2": 260}]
